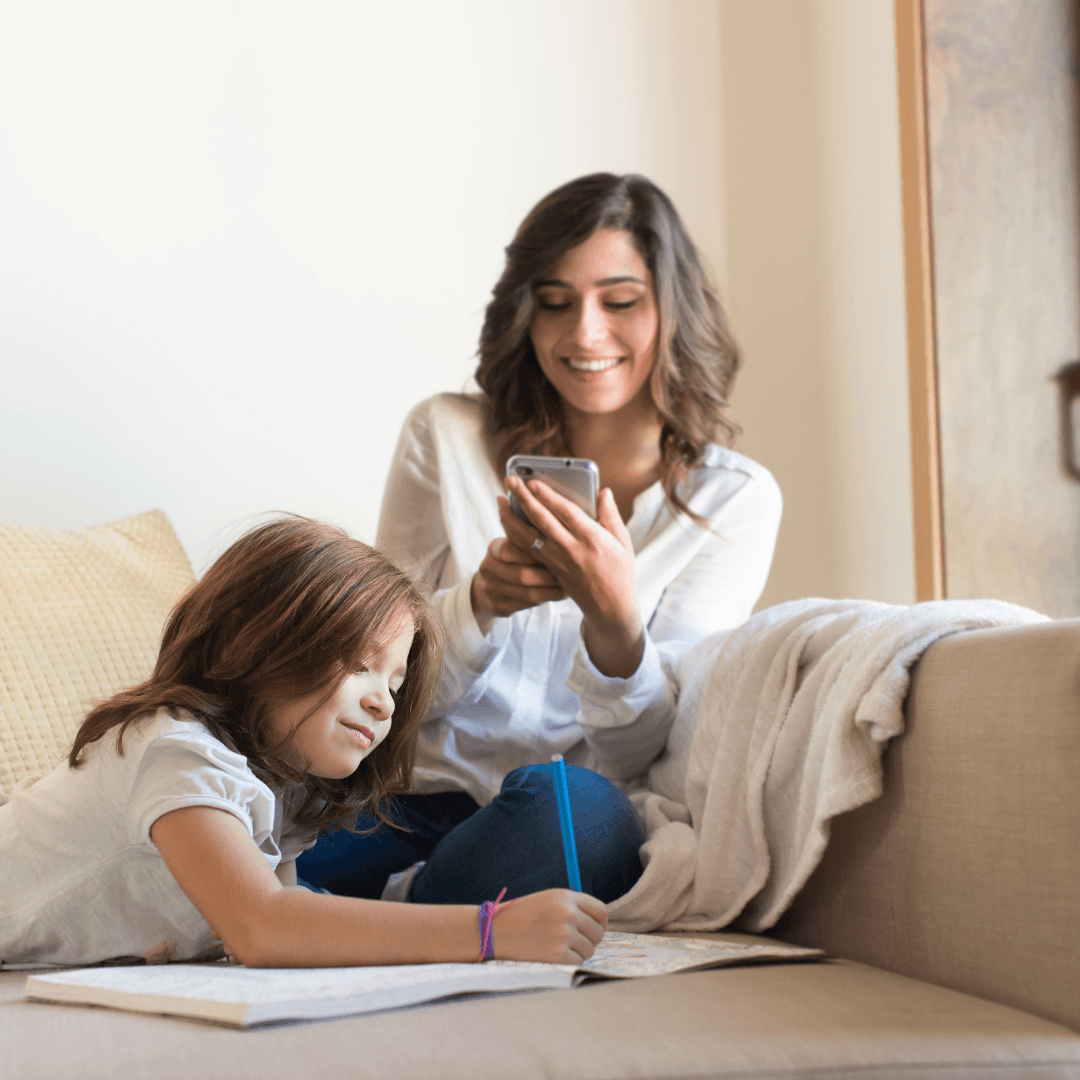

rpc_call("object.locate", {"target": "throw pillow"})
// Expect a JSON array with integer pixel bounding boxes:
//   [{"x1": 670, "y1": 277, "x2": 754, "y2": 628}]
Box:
[{"x1": 0, "y1": 510, "x2": 194, "y2": 801}]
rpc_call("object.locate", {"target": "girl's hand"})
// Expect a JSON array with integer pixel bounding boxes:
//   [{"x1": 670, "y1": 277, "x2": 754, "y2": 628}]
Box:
[
  {"x1": 492, "y1": 889, "x2": 607, "y2": 964},
  {"x1": 502, "y1": 476, "x2": 644, "y2": 678},
  {"x1": 470, "y1": 527, "x2": 566, "y2": 620}
]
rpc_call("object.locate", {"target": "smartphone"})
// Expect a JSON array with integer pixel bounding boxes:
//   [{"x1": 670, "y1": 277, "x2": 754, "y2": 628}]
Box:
[{"x1": 506, "y1": 454, "x2": 599, "y2": 525}]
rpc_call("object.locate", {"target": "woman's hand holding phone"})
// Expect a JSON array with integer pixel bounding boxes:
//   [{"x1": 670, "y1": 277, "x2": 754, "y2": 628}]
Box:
[
  {"x1": 500, "y1": 476, "x2": 644, "y2": 679},
  {"x1": 470, "y1": 530, "x2": 566, "y2": 622}
]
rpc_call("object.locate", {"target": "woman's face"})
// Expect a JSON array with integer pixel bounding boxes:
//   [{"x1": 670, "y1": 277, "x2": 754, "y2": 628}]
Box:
[{"x1": 530, "y1": 228, "x2": 659, "y2": 419}]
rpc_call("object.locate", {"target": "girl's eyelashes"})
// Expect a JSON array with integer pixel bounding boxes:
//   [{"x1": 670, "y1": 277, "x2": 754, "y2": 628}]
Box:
[{"x1": 352, "y1": 664, "x2": 405, "y2": 693}]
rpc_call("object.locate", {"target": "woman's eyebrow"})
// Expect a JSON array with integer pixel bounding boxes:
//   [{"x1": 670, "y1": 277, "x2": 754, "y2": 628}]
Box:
[{"x1": 534, "y1": 275, "x2": 647, "y2": 288}]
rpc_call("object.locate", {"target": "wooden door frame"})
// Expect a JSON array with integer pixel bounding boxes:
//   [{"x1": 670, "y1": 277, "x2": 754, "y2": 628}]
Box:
[{"x1": 895, "y1": 0, "x2": 945, "y2": 600}]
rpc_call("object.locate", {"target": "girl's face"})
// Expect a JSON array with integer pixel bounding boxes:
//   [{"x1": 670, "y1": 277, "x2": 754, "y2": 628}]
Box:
[
  {"x1": 530, "y1": 228, "x2": 660, "y2": 419},
  {"x1": 268, "y1": 620, "x2": 414, "y2": 780}
]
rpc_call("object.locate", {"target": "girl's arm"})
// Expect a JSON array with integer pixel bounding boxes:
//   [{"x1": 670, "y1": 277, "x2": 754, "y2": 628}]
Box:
[{"x1": 151, "y1": 806, "x2": 606, "y2": 969}]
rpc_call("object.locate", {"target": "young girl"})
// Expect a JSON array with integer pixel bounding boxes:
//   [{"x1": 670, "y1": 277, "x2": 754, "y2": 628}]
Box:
[{"x1": 0, "y1": 517, "x2": 606, "y2": 968}]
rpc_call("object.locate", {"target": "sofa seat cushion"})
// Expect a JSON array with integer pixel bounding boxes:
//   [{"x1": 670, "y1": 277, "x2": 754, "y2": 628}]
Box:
[
  {"x1": 4, "y1": 956, "x2": 1079, "y2": 1080},
  {"x1": 0, "y1": 510, "x2": 193, "y2": 800}
]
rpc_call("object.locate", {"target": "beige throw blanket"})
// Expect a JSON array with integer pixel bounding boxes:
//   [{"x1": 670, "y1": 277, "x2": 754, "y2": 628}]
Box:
[{"x1": 606, "y1": 598, "x2": 1046, "y2": 934}]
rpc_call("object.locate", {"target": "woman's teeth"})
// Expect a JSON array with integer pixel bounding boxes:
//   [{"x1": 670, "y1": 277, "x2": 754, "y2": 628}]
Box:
[{"x1": 566, "y1": 357, "x2": 620, "y2": 372}]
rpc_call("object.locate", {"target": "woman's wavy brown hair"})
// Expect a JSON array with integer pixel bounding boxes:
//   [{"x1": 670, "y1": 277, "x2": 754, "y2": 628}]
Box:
[
  {"x1": 475, "y1": 172, "x2": 742, "y2": 521},
  {"x1": 69, "y1": 516, "x2": 442, "y2": 833}
]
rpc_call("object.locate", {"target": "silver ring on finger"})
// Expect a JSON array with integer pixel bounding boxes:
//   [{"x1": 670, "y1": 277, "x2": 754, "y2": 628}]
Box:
[{"x1": 530, "y1": 536, "x2": 545, "y2": 553}]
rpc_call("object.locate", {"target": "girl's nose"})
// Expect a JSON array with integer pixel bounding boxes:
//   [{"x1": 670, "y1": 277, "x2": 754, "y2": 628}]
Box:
[{"x1": 361, "y1": 685, "x2": 394, "y2": 720}]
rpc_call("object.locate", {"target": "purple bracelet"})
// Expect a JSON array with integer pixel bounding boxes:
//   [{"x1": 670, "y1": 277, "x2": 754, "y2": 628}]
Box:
[{"x1": 478, "y1": 887, "x2": 514, "y2": 961}]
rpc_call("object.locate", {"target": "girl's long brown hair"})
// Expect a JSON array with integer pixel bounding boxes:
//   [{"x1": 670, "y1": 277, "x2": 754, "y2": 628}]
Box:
[
  {"x1": 475, "y1": 173, "x2": 742, "y2": 523},
  {"x1": 69, "y1": 516, "x2": 442, "y2": 833}
]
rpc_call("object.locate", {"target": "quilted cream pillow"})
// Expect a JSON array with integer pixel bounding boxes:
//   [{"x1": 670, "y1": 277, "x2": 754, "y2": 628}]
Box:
[{"x1": 0, "y1": 510, "x2": 194, "y2": 801}]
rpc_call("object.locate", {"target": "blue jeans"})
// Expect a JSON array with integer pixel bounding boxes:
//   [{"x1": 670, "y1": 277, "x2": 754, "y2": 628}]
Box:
[{"x1": 295, "y1": 763, "x2": 644, "y2": 904}]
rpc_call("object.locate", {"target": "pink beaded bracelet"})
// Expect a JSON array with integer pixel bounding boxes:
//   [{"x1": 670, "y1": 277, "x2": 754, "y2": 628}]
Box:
[{"x1": 478, "y1": 887, "x2": 516, "y2": 961}]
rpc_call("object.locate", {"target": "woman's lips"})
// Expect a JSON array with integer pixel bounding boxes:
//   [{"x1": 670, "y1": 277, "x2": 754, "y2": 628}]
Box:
[{"x1": 564, "y1": 356, "x2": 622, "y2": 373}]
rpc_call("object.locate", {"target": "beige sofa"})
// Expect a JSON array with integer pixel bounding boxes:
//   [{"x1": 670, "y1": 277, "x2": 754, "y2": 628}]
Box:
[{"x1": 2, "y1": 511, "x2": 1079, "y2": 1080}]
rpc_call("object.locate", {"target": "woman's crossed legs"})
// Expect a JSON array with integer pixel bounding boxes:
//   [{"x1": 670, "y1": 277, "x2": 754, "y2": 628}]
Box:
[{"x1": 296, "y1": 763, "x2": 644, "y2": 904}]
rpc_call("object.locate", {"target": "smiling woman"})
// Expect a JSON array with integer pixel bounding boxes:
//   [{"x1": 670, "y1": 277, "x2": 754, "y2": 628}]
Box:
[
  {"x1": 296, "y1": 173, "x2": 783, "y2": 910},
  {"x1": 529, "y1": 228, "x2": 660, "y2": 429}
]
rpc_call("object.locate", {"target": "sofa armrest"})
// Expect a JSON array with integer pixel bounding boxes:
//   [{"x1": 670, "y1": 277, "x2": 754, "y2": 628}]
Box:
[{"x1": 777, "y1": 618, "x2": 1080, "y2": 1032}]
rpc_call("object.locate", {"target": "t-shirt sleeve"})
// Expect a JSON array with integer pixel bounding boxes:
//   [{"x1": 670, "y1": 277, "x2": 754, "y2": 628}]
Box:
[{"x1": 127, "y1": 728, "x2": 278, "y2": 855}]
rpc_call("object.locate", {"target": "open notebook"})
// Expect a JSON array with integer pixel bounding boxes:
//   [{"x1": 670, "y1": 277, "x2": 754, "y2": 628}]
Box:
[{"x1": 24, "y1": 932, "x2": 822, "y2": 1027}]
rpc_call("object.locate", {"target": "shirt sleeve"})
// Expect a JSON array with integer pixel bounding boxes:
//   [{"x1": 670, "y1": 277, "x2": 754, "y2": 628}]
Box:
[
  {"x1": 568, "y1": 465, "x2": 783, "y2": 781},
  {"x1": 376, "y1": 399, "x2": 454, "y2": 591},
  {"x1": 277, "y1": 783, "x2": 323, "y2": 863},
  {"x1": 649, "y1": 464, "x2": 783, "y2": 642},
  {"x1": 377, "y1": 399, "x2": 516, "y2": 703},
  {"x1": 127, "y1": 728, "x2": 278, "y2": 859}
]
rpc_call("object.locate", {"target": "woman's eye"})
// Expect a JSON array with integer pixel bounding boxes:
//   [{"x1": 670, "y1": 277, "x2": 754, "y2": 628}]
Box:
[
  {"x1": 536, "y1": 298, "x2": 570, "y2": 312},
  {"x1": 605, "y1": 300, "x2": 637, "y2": 310}
]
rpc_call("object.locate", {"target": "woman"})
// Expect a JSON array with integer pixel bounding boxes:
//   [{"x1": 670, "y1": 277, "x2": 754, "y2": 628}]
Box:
[{"x1": 297, "y1": 173, "x2": 781, "y2": 907}]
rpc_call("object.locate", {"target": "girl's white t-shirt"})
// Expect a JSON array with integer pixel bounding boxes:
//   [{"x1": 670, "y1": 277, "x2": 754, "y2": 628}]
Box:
[{"x1": 0, "y1": 709, "x2": 315, "y2": 967}]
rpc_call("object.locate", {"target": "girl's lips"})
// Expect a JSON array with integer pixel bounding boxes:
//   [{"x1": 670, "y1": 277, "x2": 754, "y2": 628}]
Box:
[{"x1": 343, "y1": 723, "x2": 375, "y2": 748}]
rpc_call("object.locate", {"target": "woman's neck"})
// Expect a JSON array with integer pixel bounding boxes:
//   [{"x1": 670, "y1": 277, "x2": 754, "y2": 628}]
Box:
[{"x1": 565, "y1": 397, "x2": 664, "y2": 522}]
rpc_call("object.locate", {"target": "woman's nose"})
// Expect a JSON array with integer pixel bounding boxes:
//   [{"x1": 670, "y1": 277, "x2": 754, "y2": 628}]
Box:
[{"x1": 570, "y1": 298, "x2": 608, "y2": 347}]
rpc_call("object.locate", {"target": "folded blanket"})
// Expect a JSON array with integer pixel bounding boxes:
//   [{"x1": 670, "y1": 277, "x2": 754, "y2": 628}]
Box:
[{"x1": 607, "y1": 598, "x2": 1047, "y2": 933}]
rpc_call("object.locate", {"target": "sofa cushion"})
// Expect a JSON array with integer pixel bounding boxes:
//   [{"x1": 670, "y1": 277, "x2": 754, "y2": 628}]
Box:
[
  {"x1": 778, "y1": 618, "x2": 1080, "y2": 1033},
  {"x1": 3, "y1": 954, "x2": 1080, "y2": 1080},
  {"x1": 0, "y1": 510, "x2": 193, "y2": 801}
]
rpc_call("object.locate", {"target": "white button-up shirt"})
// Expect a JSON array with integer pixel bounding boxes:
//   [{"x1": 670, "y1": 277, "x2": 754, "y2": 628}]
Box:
[{"x1": 377, "y1": 394, "x2": 782, "y2": 805}]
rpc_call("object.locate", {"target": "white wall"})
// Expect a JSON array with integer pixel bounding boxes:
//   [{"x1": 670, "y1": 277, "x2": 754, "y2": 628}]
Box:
[
  {"x1": 0, "y1": 0, "x2": 724, "y2": 571},
  {"x1": 718, "y1": 0, "x2": 916, "y2": 606},
  {"x1": 1, "y1": 0, "x2": 914, "y2": 605}
]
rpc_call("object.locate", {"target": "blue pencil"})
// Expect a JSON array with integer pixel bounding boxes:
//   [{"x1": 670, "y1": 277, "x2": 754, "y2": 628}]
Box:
[{"x1": 550, "y1": 754, "x2": 582, "y2": 892}]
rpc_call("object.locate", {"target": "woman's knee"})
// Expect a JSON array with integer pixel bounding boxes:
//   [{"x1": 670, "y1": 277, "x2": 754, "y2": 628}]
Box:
[
  {"x1": 502, "y1": 763, "x2": 627, "y2": 816},
  {"x1": 499, "y1": 763, "x2": 644, "y2": 901}
]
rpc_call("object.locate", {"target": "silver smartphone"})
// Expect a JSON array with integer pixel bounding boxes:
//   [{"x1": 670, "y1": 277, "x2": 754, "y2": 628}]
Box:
[{"x1": 506, "y1": 454, "x2": 599, "y2": 524}]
